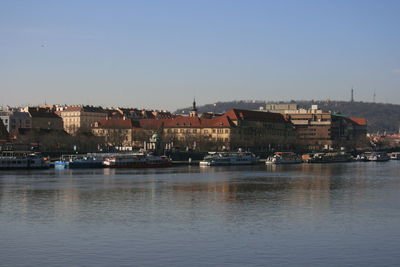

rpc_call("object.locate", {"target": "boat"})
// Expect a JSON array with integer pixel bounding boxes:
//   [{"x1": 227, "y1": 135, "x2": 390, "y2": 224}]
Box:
[
  {"x1": 55, "y1": 154, "x2": 104, "y2": 169},
  {"x1": 356, "y1": 153, "x2": 369, "y2": 162},
  {"x1": 199, "y1": 151, "x2": 259, "y2": 166},
  {"x1": 266, "y1": 152, "x2": 302, "y2": 164},
  {"x1": 103, "y1": 153, "x2": 172, "y2": 168},
  {"x1": 367, "y1": 152, "x2": 390, "y2": 162},
  {"x1": 0, "y1": 151, "x2": 50, "y2": 170},
  {"x1": 306, "y1": 152, "x2": 352, "y2": 163},
  {"x1": 390, "y1": 152, "x2": 400, "y2": 160}
]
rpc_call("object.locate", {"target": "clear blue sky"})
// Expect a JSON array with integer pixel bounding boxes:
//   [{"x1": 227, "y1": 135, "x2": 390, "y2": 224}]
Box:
[{"x1": 1, "y1": 0, "x2": 399, "y2": 111}]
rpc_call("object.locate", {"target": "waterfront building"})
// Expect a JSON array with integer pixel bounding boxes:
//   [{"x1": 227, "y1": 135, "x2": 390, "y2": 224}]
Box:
[
  {"x1": 265, "y1": 104, "x2": 367, "y2": 150},
  {"x1": 92, "y1": 117, "x2": 138, "y2": 149},
  {"x1": 60, "y1": 105, "x2": 108, "y2": 135},
  {"x1": 139, "y1": 108, "x2": 295, "y2": 151}
]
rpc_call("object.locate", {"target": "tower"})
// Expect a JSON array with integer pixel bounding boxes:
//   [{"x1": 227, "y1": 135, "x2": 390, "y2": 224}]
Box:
[
  {"x1": 189, "y1": 98, "x2": 198, "y2": 117},
  {"x1": 351, "y1": 87, "x2": 354, "y2": 102}
]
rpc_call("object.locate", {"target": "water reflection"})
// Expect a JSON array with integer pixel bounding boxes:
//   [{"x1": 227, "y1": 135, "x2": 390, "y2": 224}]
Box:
[
  {"x1": 1, "y1": 162, "x2": 400, "y2": 266},
  {"x1": 0, "y1": 162, "x2": 399, "y2": 226}
]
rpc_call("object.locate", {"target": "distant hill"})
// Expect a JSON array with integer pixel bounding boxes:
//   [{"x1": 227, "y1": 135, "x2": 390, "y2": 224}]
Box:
[{"x1": 175, "y1": 100, "x2": 400, "y2": 133}]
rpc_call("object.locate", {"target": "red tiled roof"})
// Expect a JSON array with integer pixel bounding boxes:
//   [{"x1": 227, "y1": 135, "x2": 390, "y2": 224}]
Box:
[
  {"x1": 95, "y1": 118, "x2": 133, "y2": 129},
  {"x1": 139, "y1": 115, "x2": 235, "y2": 130},
  {"x1": 224, "y1": 109, "x2": 287, "y2": 123},
  {"x1": 349, "y1": 117, "x2": 367, "y2": 126}
]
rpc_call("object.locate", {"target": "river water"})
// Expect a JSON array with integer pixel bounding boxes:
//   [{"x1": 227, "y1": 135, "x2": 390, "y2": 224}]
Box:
[{"x1": 0, "y1": 161, "x2": 399, "y2": 267}]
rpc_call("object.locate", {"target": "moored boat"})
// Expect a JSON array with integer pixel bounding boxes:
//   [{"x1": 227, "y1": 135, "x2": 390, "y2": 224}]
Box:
[
  {"x1": 199, "y1": 151, "x2": 259, "y2": 166},
  {"x1": 55, "y1": 155, "x2": 104, "y2": 169},
  {"x1": 266, "y1": 152, "x2": 302, "y2": 164},
  {"x1": 0, "y1": 151, "x2": 50, "y2": 170},
  {"x1": 367, "y1": 152, "x2": 390, "y2": 162},
  {"x1": 356, "y1": 153, "x2": 369, "y2": 162},
  {"x1": 390, "y1": 152, "x2": 400, "y2": 160},
  {"x1": 307, "y1": 152, "x2": 352, "y2": 163},
  {"x1": 103, "y1": 153, "x2": 171, "y2": 168}
]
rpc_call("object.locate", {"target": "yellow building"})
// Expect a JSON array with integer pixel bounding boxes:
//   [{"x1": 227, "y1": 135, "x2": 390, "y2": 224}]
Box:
[
  {"x1": 139, "y1": 109, "x2": 295, "y2": 151},
  {"x1": 92, "y1": 118, "x2": 136, "y2": 149}
]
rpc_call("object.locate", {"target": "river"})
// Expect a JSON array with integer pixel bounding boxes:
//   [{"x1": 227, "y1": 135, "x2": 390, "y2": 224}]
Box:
[{"x1": 0, "y1": 161, "x2": 399, "y2": 266}]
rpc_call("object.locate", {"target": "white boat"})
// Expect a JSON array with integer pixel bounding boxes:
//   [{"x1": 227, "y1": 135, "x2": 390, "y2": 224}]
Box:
[
  {"x1": 367, "y1": 152, "x2": 390, "y2": 162},
  {"x1": 199, "y1": 151, "x2": 259, "y2": 166},
  {"x1": 266, "y1": 152, "x2": 303, "y2": 164},
  {"x1": 390, "y1": 152, "x2": 400, "y2": 160},
  {"x1": 0, "y1": 151, "x2": 50, "y2": 170}
]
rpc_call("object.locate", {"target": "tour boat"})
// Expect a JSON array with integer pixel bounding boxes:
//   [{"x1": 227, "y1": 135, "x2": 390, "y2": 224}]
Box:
[
  {"x1": 306, "y1": 152, "x2": 352, "y2": 163},
  {"x1": 199, "y1": 152, "x2": 259, "y2": 166},
  {"x1": 266, "y1": 152, "x2": 303, "y2": 164},
  {"x1": 103, "y1": 153, "x2": 172, "y2": 168},
  {"x1": 0, "y1": 151, "x2": 50, "y2": 170},
  {"x1": 55, "y1": 155, "x2": 104, "y2": 169},
  {"x1": 367, "y1": 152, "x2": 390, "y2": 162}
]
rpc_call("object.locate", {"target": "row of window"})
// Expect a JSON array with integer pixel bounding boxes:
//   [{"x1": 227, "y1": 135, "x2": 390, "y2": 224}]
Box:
[
  {"x1": 166, "y1": 129, "x2": 230, "y2": 134},
  {"x1": 178, "y1": 137, "x2": 229, "y2": 142}
]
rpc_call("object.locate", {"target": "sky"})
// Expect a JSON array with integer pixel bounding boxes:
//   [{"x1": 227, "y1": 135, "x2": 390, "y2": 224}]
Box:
[{"x1": 1, "y1": 0, "x2": 400, "y2": 111}]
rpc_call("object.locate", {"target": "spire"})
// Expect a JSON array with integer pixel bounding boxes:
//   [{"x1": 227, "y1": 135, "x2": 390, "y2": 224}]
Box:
[
  {"x1": 192, "y1": 98, "x2": 197, "y2": 112},
  {"x1": 189, "y1": 98, "x2": 198, "y2": 117}
]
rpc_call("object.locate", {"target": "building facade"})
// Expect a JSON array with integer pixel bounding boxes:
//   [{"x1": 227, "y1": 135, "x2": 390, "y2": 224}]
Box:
[
  {"x1": 60, "y1": 106, "x2": 108, "y2": 135},
  {"x1": 139, "y1": 109, "x2": 296, "y2": 151},
  {"x1": 265, "y1": 104, "x2": 367, "y2": 150},
  {"x1": 92, "y1": 118, "x2": 138, "y2": 149},
  {"x1": 22, "y1": 107, "x2": 64, "y2": 131},
  {"x1": 0, "y1": 110, "x2": 31, "y2": 133}
]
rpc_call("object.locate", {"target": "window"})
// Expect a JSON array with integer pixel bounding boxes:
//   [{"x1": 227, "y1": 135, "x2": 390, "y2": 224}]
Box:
[{"x1": 204, "y1": 130, "x2": 209, "y2": 134}]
